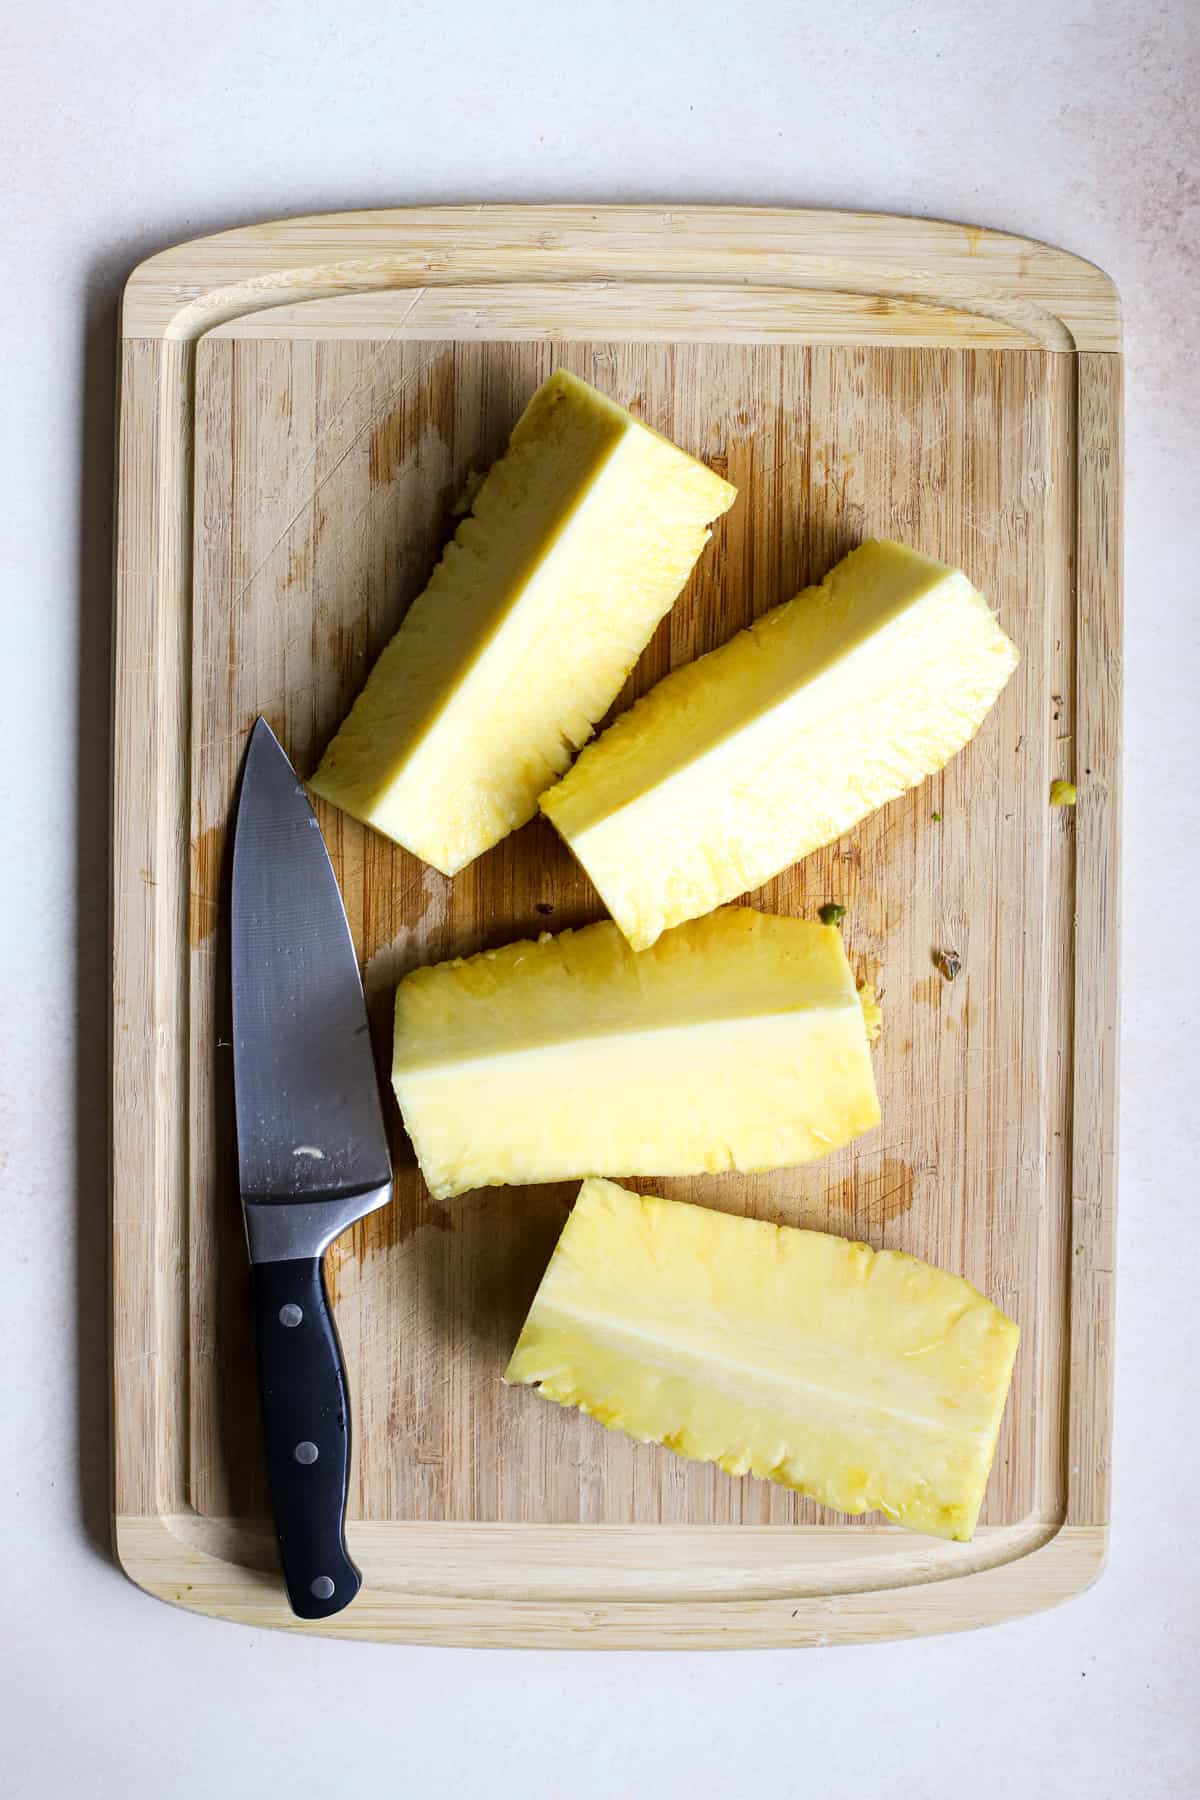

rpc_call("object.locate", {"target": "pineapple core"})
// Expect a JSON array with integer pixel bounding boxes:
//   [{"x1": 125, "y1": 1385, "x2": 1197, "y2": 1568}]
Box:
[
  {"x1": 542, "y1": 540, "x2": 1020, "y2": 948},
  {"x1": 392, "y1": 908, "x2": 879, "y2": 1200},
  {"x1": 507, "y1": 1178, "x2": 1020, "y2": 1541},
  {"x1": 309, "y1": 369, "x2": 735, "y2": 875}
]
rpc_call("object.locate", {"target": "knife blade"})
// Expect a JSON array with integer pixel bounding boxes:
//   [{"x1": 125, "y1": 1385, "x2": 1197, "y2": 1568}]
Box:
[{"x1": 231, "y1": 717, "x2": 392, "y2": 1620}]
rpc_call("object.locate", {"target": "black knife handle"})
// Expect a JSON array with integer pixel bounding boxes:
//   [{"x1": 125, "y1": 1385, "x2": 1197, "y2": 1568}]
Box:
[{"x1": 252, "y1": 1256, "x2": 361, "y2": 1620}]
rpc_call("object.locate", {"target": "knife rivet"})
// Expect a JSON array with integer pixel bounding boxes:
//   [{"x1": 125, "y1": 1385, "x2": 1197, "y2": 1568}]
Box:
[
  {"x1": 310, "y1": 1576, "x2": 335, "y2": 1600},
  {"x1": 294, "y1": 1440, "x2": 319, "y2": 1465},
  {"x1": 279, "y1": 1303, "x2": 303, "y2": 1328}
]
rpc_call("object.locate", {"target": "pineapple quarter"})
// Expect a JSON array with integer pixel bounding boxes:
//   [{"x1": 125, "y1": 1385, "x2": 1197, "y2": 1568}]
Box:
[
  {"x1": 541, "y1": 539, "x2": 1020, "y2": 948},
  {"x1": 507, "y1": 1178, "x2": 1020, "y2": 1541},
  {"x1": 391, "y1": 908, "x2": 879, "y2": 1200},
  {"x1": 308, "y1": 369, "x2": 736, "y2": 874}
]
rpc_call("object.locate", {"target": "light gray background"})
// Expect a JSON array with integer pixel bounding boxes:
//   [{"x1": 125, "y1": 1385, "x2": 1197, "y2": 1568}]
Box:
[{"x1": 2, "y1": 2, "x2": 1197, "y2": 1795}]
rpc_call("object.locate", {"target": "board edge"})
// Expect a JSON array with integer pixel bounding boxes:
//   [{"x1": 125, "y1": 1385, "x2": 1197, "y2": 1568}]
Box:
[
  {"x1": 1065, "y1": 352, "x2": 1122, "y2": 1530},
  {"x1": 112, "y1": 1510, "x2": 1107, "y2": 1647},
  {"x1": 118, "y1": 204, "x2": 1121, "y2": 352}
]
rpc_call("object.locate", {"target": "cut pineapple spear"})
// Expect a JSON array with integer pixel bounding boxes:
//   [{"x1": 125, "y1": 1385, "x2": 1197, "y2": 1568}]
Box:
[
  {"x1": 542, "y1": 540, "x2": 1020, "y2": 948},
  {"x1": 309, "y1": 370, "x2": 736, "y2": 874},
  {"x1": 507, "y1": 1178, "x2": 1020, "y2": 1540},
  {"x1": 392, "y1": 907, "x2": 879, "y2": 1200}
]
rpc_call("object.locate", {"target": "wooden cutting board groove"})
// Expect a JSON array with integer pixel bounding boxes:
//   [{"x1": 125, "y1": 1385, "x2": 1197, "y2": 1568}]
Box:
[{"x1": 112, "y1": 207, "x2": 1120, "y2": 1645}]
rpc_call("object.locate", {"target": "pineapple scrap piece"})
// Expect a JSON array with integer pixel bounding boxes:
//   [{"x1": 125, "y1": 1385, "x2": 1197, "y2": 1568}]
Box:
[
  {"x1": 857, "y1": 980, "x2": 882, "y2": 1042},
  {"x1": 542, "y1": 539, "x2": 1020, "y2": 948},
  {"x1": 310, "y1": 369, "x2": 735, "y2": 874},
  {"x1": 392, "y1": 908, "x2": 880, "y2": 1200},
  {"x1": 507, "y1": 1178, "x2": 1020, "y2": 1541}
]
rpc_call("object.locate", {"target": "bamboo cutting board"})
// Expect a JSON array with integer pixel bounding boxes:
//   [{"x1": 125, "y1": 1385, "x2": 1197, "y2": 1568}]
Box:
[{"x1": 112, "y1": 207, "x2": 1121, "y2": 1646}]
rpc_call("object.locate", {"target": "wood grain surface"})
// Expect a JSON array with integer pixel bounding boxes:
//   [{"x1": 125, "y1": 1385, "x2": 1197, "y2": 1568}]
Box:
[{"x1": 112, "y1": 208, "x2": 1121, "y2": 1644}]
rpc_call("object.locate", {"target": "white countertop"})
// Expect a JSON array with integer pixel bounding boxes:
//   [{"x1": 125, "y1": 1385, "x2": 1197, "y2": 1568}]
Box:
[{"x1": 3, "y1": 2, "x2": 1197, "y2": 1794}]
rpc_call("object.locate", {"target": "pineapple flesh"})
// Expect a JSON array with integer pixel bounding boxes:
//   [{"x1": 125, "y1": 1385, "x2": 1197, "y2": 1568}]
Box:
[
  {"x1": 506, "y1": 1178, "x2": 1020, "y2": 1541},
  {"x1": 392, "y1": 908, "x2": 880, "y2": 1200},
  {"x1": 541, "y1": 540, "x2": 1020, "y2": 948},
  {"x1": 309, "y1": 370, "x2": 736, "y2": 875}
]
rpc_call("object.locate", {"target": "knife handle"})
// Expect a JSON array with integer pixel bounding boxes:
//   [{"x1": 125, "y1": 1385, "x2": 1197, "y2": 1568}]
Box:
[{"x1": 252, "y1": 1256, "x2": 361, "y2": 1620}]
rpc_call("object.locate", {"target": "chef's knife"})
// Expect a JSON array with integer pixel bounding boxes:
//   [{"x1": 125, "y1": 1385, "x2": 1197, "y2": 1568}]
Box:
[{"x1": 231, "y1": 718, "x2": 392, "y2": 1620}]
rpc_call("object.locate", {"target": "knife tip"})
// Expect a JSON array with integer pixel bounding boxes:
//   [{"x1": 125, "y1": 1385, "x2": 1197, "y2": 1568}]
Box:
[{"x1": 250, "y1": 714, "x2": 281, "y2": 748}]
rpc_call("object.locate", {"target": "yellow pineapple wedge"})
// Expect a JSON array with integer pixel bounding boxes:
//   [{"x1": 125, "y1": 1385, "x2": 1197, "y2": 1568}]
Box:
[
  {"x1": 392, "y1": 907, "x2": 879, "y2": 1200},
  {"x1": 309, "y1": 370, "x2": 736, "y2": 874},
  {"x1": 507, "y1": 1178, "x2": 1020, "y2": 1541},
  {"x1": 541, "y1": 540, "x2": 1020, "y2": 948}
]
